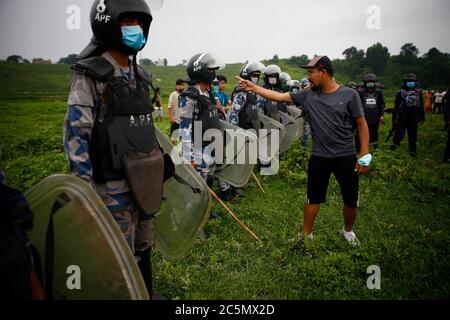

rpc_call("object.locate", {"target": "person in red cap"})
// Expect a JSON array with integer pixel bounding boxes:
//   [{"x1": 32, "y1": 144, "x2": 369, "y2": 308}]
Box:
[{"x1": 237, "y1": 55, "x2": 371, "y2": 246}]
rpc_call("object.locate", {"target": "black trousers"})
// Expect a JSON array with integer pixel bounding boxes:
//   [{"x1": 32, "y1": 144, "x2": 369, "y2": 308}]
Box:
[
  {"x1": 393, "y1": 118, "x2": 419, "y2": 153},
  {"x1": 355, "y1": 123, "x2": 379, "y2": 152}
]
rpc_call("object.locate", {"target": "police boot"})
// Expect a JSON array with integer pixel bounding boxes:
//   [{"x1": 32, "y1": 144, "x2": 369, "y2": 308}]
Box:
[
  {"x1": 220, "y1": 188, "x2": 235, "y2": 202},
  {"x1": 209, "y1": 211, "x2": 220, "y2": 219},
  {"x1": 234, "y1": 188, "x2": 245, "y2": 197},
  {"x1": 136, "y1": 248, "x2": 167, "y2": 300}
]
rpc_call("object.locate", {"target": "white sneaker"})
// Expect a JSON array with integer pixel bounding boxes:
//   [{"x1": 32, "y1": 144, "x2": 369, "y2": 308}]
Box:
[
  {"x1": 340, "y1": 228, "x2": 360, "y2": 246},
  {"x1": 306, "y1": 233, "x2": 314, "y2": 240}
]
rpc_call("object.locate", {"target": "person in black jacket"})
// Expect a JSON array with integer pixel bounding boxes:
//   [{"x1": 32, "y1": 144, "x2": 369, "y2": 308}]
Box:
[
  {"x1": 390, "y1": 73, "x2": 425, "y2": 157},
  {"x1": 356, "y1": 74, "x2": 385, "y2": 151},
  {"x1": 0, "y1": 170, "x2": 44, "y2": 300}
]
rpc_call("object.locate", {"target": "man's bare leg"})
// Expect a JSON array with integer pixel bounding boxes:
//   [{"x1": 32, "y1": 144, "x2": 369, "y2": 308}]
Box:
[
  {"x1": 343, "y1": 205, "x2": 358, "y2": 232},
  {"x1": 303, "y1": 203, "x2": 320, "y2": 236}
]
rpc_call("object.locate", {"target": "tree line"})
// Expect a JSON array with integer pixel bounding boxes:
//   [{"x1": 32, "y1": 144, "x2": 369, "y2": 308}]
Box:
[{"x1": 287, "y1": 42, "x2": 450, "y2": 90}]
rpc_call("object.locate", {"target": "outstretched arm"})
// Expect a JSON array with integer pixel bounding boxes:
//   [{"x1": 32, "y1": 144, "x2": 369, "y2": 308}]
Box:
[{"x1": 236, "y1": 76, "x2": 293, "y2": 104}]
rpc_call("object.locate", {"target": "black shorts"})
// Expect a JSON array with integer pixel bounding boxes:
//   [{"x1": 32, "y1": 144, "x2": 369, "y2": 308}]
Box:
[{"x1": 307, "y1": 155, "x2": 360, "y2": 208}]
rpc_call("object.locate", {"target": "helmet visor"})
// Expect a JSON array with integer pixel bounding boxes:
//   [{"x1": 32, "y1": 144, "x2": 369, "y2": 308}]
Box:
[{"x1": 200, "y1": 51, "x2": 225, "y2": 70}]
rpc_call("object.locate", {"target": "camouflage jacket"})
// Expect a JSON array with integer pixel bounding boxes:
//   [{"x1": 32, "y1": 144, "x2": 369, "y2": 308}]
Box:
[{"x1": 63, "y1": 51, "x2": 138, "y2": 206}]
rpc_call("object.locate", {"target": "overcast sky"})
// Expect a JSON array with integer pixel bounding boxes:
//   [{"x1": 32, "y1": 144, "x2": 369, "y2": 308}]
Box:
[{"x1": 0, "y1": 0, "x2": 449, "y2": 65}]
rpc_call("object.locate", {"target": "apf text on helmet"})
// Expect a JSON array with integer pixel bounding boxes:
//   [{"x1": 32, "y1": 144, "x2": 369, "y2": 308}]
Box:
[{"x1": 95, "y1": 13, "x2": 111, "y2": 24}]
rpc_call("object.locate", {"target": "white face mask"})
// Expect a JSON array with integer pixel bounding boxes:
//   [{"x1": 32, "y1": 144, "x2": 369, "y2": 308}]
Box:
[
  {"x1": 268, "y1": 77, "x2": 277, "y2": 85},
  {"x1": 251, "y1": 77, "x2": 259, "y2": 84}
]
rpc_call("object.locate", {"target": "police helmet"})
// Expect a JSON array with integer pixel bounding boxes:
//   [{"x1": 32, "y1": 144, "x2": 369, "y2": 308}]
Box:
[
  {"x1": 187, "y1": 52, "x2": 224, "y2": 85},
  {"x1": 404, "y1": 73, "x2": 418, "y2": 82},
  {"x1": 78, "y1": 0, "x2": 153, "y2": 59},
  {"x1": 264, "y1": 64, "x2": 281, "y2": 77},
  {"x1": 240, "y1": 61, "x2": 265, "y2": 80},
  {"x1": 264, "y1": 64, "x2": 281, "y2": 85},
  {"x1": 363, "y1": 73, "x2": 378, "y2": 83},
  {"x1": 301, "y1": 78, "x2": 311, "y2": 90}
]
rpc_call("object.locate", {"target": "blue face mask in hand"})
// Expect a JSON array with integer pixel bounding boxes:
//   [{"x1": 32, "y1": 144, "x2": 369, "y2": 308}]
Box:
[
  {"x1": 121, "y1": 26, "x2": 146, "y2": 51},
  {"x1": 406, "y1": 81, "x2": 416, "y2": 89}
]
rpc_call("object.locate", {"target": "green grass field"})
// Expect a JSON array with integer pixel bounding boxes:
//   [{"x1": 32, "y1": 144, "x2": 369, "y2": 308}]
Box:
[{"x1": 0, "y1": 62, "x2": 449, "y2": 299}]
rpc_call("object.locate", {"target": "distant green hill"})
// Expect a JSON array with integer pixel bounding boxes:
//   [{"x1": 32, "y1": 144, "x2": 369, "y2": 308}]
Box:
[
  {"x1": 0, "y1": 59, "x2": 402, "y2": 107},
  {"x1": 0, "y1": 60, "x2": 310, "y2": 101}
]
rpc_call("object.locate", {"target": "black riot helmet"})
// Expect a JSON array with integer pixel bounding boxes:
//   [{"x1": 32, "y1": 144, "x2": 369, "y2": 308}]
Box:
[
  {"x1": 78, "y1": 0, "x2": 153, "y2": 59},
  {"x1": 403, "y1": 73, "x2": 419, "y2": 89},
  {"x1": 364, "y1": 73, "x2": 378, "y2": 83},
  {"x1": 346, "y1": 81, "x2": 357, "y2": 89},
  {"x1": 240, "y1": 61, "x2": 265, "y2": 80},
  {"x1": 364, "y1": 73, "x2": 377, "y2": 90},
  {"x1": 186, "y1": 52, "x2": 224, "y2": 85},
  {"x1": 404, "y1": 73, "x2": 418, "y2": 82}
]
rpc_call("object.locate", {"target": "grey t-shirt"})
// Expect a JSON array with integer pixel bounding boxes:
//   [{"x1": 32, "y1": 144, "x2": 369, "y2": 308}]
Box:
[{"x1": 290, "y1": 86, "x2": 364, "y2": 158}]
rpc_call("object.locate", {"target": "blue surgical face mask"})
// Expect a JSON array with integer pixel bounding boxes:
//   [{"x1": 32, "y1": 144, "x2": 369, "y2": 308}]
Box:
[
  {"x1": 406, "y1": 81, "x2": 416, "y2": 89},
  {"x1": 121, "y1": 25, "x2": 146, "y2": 51}
]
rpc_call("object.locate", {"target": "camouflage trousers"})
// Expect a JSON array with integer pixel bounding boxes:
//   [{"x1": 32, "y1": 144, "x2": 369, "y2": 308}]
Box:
[
  {"x1": 195, "y1": 147, "x2": 230, "y2": 192},
  {"x1": 100, "y1": 192, "x2": 154, "y2": 253}
]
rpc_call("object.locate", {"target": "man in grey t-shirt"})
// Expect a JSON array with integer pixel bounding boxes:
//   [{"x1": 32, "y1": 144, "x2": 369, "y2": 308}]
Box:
[{"x1": 237, "y1": 55, "x2": 371, "y2": 246}]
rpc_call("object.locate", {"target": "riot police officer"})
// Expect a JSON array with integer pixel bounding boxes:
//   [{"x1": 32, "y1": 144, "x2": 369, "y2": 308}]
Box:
[
  {"x1": 230, "y1": 61, "x2": 265, "y2": 132},
  {"x1": 356, "y1": 74, "x2": 385, "y2": 150},
  {"x1": 179, "y1": 52, "x2": 234, "y2": 201},
  {"x1": 64, "y1": 0, "x2": 165, "y2": 299},
  {"x1": 258, "y1": 64, "x2": 283, "y2": 121},
  {"x1": 391, "y1": 73, "x2": 425, "y2": 156},
  {"x1": 290, "y1": 80, "x2": 301, "y2": 93}
]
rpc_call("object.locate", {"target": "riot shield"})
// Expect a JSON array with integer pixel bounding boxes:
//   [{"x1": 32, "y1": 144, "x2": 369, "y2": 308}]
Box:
[
  {"x1": 154, "y1": 128, "x2": 212, "y2": 260},
  {"x1": 286, "y1": 105, "x2": 304, "y2": 140},
  {"x1": 256, "y1": 113, "x2": 284, "y2": 175},
  {"x1": 279, "y1": 112, "x2": 299, "y2": 153},
  {"x1": 25, "y1": 174, "x2": 149, "y2": 300},
  {"x1": 213, "y1": 121, "x2": 258, "y2": 188}
]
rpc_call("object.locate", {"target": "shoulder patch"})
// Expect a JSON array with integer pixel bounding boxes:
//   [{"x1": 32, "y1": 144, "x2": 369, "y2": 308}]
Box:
[
  {"x1": 181, "y1": 86, "x2": 200, "y2": 99},
  {"x1": 72, "y1": 56, "x2": 114, "y2": 82}
]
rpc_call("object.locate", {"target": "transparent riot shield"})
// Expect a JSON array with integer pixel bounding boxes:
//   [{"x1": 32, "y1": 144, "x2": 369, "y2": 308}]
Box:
[
  {"x1": 257, "y1": 113, "x2": 284, "y2": 175},
  {"x1": 213, "y1": 121, "x2": 258, "y2": 188},
  {"x1": 25, "y1": 174, "x2": 149, "y2": 300},
  {"x1": 279, "y1": 112, "x2": 299, "y2": 153},
  {"x1": 154, "y1": 128, "x2": 212, "y2": 260},
  {"x1": 286, "y1": 105, "x2": 304, "y2": 140}
]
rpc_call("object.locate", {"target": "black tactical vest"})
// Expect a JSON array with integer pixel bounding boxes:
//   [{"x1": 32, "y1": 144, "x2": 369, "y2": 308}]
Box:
[
  {"x1": 72, "y1": 56, "x2": 159, "y2": 182},
  {"x1": 262, "y1": 84, "x2": 282, "y2": 121},
  {"x1": 362, "y1": 90, "x2": 381, "y2": 125},
  {"x1": 181, "y1": 86, "x2": 223, "y2": 147},
  {"x1": 232, "y1": 87, "x2": 261, "y2": 131}
]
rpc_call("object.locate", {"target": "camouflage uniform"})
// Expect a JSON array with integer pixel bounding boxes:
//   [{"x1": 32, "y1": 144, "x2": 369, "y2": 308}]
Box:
[
  {"x1": 229, "y1": 92, "x2": 246, "y2": 127},
  {"x1": 63, "y1": 51, "x2": 153, "y2": 253},
  {"x1": 179, "y1": 85, "x2": 230, "y2": 191}
]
